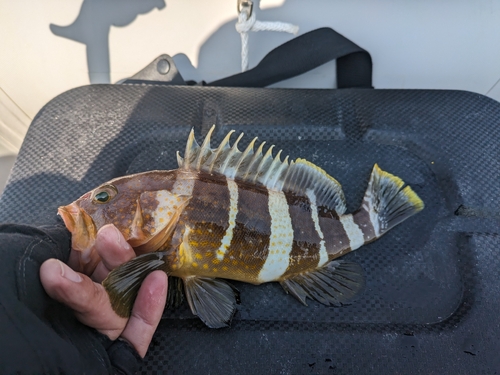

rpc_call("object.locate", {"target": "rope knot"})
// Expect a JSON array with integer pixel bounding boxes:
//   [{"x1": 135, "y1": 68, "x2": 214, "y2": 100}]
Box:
[
  {"x1": 235, "y1": 12, "x2": 256, "y2": 33},
  {"x1": 235, "y1": 8, "x2": 299, "y2": 72}
]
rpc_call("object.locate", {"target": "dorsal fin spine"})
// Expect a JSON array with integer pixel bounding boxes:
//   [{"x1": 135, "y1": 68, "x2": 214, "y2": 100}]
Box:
[
  {"x1": 182, "y1": 129, "x2": 198, "y2": 169},
  {"x1": 220, "y1": 131, "x2": 234, "y2": 150},
  {"x1": 206, "y1": 130, "x2": 235, "y2": 173},
  {"x1": 255, "y1": 145, "x2": 275, "y2": 183},
  {"x1": 243, "y1": 141, "x2": 266, "y2": 179},
  {"x1": 185, "y1": 128, "x2": 195, "y2": 150},
  {"x1": 270, "y1": 155, "x2": 289, "y2": 190},
  {"x1": 220, "y1": 133, "x2": 244, "y2": 175},
  {"x1": 195, "y1": 125, "x2": 215, "y2": 170},
  {"x1": 271, "y1": 150, "x2": 284, "y2": 181},
  {"x1": 258, "y1": 145, "x2": 281, "y2": 186},
  {"x1": 178, "y1": 129, "x2": 348, "y2": 213},
  {"x1": 176, "y1": 151, "x2": 183, "y2": 167},
  {"x1": 233, "y1": 137, "x2": 257, "y2": 175}
]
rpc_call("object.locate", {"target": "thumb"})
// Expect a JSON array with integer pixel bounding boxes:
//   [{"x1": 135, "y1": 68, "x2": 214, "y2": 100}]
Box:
[{"x1": 40, "y1": 258, "x2": 127, "y2": 340}]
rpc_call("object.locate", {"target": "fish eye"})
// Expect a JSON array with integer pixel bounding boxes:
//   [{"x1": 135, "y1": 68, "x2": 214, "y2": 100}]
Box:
[
  {"x1": 95, "y1": 191, "x2": 110, "y2": 203},
  {"x1": 92, "y1": 185, "x2": 117, "y2": 204}
]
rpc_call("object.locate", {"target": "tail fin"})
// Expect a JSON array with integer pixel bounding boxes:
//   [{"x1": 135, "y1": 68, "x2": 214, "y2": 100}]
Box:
[
  {"x1": 363, "y1": 164, "x2": 424, "y2": 237},
  {"x1": 102, "y1": 252, "x2": 166, "y2": 318}
]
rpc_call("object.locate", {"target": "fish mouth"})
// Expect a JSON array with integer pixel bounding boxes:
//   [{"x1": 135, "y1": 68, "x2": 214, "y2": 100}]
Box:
[{"x1": 58, "y1": 203, "x2": 99, "y2": 273}]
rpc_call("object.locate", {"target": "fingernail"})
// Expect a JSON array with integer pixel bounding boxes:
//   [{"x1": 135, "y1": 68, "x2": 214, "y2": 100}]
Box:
[{"x1": 59, "y1": 260, "x2": 82, "y2": 283}]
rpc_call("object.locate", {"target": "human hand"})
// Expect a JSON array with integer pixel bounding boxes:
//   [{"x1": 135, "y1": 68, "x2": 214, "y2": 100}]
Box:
[{"x1": 40, "y1": 224, "x2": 167, "y2": 357}]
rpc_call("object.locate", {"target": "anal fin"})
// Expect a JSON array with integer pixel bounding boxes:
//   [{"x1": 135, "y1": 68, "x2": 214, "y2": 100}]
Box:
[
  {"x1": 183, "y1": 277, "x2": 240, "y2": 329},
  {"x1": 280, "y1": 261, "x2": 364, "y2": 306}
]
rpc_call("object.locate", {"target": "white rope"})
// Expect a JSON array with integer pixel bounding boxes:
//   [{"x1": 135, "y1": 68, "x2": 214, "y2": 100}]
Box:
[{"x1": 235, "y1": 10, "x2": 299, "y2": 72}]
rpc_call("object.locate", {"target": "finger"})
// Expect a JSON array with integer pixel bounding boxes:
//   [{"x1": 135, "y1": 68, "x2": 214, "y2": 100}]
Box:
[
  {"x1": 67, "y1": 250, "x2": 82, "y2": 273},
  {"x1": 67, "y1": 247, "x2": 101, "y2": 276},
  {"x1": 95, "y1": 224, "x2": 135, "y2": 269},
  {"x1": 120, "y1": 271, "x2": 168, "y2": 358},
  {"x1": 40, "y1": 258, "x2": 127, "y2": 340},
  {"x1": 92, "y1": 224, "x2": 135, "y2": 282}
]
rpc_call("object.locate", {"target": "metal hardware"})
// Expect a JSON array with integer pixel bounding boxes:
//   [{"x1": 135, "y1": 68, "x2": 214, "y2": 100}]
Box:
[
  {"x1": 123, "y1": 54, "x2": 185, "y2": 85},
  {"x1": 237, "y1": 0, "x2": 253, "y2": 18},
  {"x1": 156, "y1": 58, "x2": 170, "y2": 75}
]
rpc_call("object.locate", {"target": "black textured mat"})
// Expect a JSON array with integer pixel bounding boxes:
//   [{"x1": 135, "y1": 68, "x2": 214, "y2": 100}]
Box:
[{"x1": 1, "y1": 85, "x2": 499, "y2": 374}]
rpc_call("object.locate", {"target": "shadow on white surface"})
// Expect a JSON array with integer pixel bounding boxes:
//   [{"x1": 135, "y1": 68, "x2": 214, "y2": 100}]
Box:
[{"x1": 50, "y1": 0, "x2": 166, "y2": 83}]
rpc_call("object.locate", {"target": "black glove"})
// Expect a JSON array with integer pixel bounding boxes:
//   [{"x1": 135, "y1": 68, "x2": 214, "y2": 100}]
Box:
[{"x1": 0, "y1": 224, "x2": 143, "y2": 375}]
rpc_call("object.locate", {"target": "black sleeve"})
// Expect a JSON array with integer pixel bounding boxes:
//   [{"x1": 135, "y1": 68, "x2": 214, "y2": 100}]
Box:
[{"x1": 0, "y1": 223, "x2": 143, "y2": 375}]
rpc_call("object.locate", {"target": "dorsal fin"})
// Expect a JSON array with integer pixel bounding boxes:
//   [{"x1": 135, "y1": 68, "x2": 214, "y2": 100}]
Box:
[
  {"x1": 283, "y1": 159, "x2": 346, "y2": 214},
  {"x1": 177, "y1": 126, "x2": 346, "y2": 213}
]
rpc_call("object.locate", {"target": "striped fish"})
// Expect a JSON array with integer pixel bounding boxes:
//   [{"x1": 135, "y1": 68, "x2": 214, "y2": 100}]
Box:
[{"x1": 58, "y1": 127, "x2": 424, "y2": 328}]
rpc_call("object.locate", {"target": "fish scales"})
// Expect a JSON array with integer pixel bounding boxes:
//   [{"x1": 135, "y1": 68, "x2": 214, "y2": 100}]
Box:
[
  {"x1": 170, "y1": 171, "x2": 324, "y2": 283},
  {"x1": 281, "y1": 194, "x2": 322, "y2": 278},
  {"x1": 225, "y1": 178, "x2": 271, "y2": 282},
  {"x1": 317, "y1": 208, "x2": 352, "y2": 258},
  {"x1": 165, "y1": 170, "x2": 374, "y2": 283},
  {"x1": 58, "y1": 126, "x2": 424, "y2": 328}
]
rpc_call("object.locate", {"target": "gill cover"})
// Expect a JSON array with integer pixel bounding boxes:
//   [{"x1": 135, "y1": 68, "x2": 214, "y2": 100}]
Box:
[{"x1": 130, "y1": 190, "x2": 191, "y2": 254}]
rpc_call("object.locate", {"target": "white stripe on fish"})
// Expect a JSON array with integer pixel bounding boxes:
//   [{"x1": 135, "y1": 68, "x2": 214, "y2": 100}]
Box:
[
  {"x1": 305, "y1": 188, "x2": 329, "y2": 267},
  {"x1": 172, "y1": 175, "x2": 195, "y2": 196},
  {"x1": 151, "y1": 190, "x2": 181, "y2": 230},
  {"x1": 257, "y1": 190, "x2": 294, "y2": 282},
  {"x1": 339, "y1": 214, "x2": 365, "y2": 250},
  {"x1": 216, "y1": 178, "x2": 239, "y2": 260}
]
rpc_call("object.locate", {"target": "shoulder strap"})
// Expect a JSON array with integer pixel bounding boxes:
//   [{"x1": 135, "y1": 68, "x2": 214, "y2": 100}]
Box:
[{"x1": 208, "y1": 27, "x2": 372, "y2": 89}]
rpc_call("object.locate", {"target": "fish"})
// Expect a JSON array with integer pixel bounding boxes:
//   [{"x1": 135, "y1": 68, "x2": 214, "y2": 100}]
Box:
[{"x1": 58, "y1": 126, "x2": 424, "y2": 328}]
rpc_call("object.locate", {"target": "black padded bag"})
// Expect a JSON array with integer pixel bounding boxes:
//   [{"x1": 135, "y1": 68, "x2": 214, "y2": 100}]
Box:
[{"x1": 1, "y1": 28, "x2": 499, "y2": 374}]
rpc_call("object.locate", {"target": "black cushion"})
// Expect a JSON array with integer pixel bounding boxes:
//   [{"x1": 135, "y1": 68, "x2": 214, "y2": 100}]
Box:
[{"x1": 1, "y1": 84, "x2": 498, "y2": 374}]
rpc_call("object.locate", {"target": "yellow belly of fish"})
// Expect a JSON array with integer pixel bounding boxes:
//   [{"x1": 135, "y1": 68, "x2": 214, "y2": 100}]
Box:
[
  {"x1": 168, "y1": 222, "x2": 323, "y2": 284},
  {"x1": 169, "y1": 235, "x2": 263, "y2": 283}
]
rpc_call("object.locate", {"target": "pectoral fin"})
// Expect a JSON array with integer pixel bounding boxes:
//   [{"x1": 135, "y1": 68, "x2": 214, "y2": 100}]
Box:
[
  {"x1": 183, "y1": 276, "x2": 240, "y2": 329},
  {"x1": 280, "y1": 261, "x2": 364, "y2": 306},
  {"x1": 102, "y1": 252, "x2": 166, "y2": 318}
]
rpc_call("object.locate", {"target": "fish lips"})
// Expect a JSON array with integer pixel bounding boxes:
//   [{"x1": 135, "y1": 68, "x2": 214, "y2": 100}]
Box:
[{"x1": 58, "y1": 203, "x2": 100, "y2": 273}]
